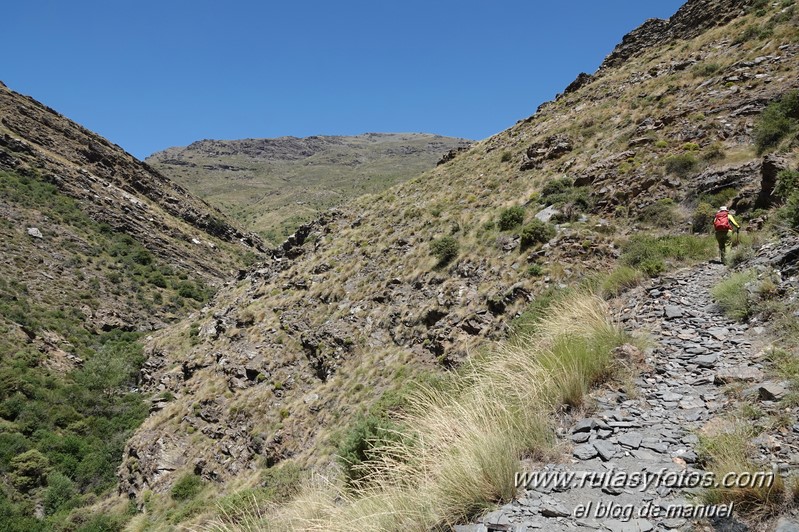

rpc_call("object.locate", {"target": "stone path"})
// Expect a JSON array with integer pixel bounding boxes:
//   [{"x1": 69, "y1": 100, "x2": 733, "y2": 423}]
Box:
[{"x1": 457, "y1": 262, "x2": 799, "y2": 532}]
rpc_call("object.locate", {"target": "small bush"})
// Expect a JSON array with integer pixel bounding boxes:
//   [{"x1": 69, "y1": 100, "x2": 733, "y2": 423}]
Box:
[
  {"x1": 754, "y1": 91, "x2": 799, "y2": 154},
  {"x1": 541, "y1": 177, "x2": 573, "y2": 198},
  {"x1": 694, "y1": 62, "x2": 722, "y2": 77},
  {"x1": 702, "y1": 142, "x2": 726, "y2": 161},
  {"x1": 336, "y1": 414, "x2": 404, "y2": 486},
  {"x1": 430, "y1": 236, "x2": 459, "y2": 265},
  {"x1": 711, "y1": 270, "x2": 756, "y2": 320},
  {"x1": 527, "y1": 263, "x2": 543, "y2": 276},
  {"x1": 170, "y1": 473, "x2": 203, "y2": 501},
  {"x1": 692, "y1": 202, "x2": 717, "y2": 233},
  {"x1": 780, "y1": 191, "x2": 799, "y2": 229},
  {"x1": 599, "y1": 267, "x2": 644, "y2": 299},
  {"x1": 519, "y1": 220, "x2": 555, "y2": 248},
  {"x1": 664, "y1": 153, "x2": 699, "y2": 177},
  {"x1": 639, "y1": 258, "x2": 665, "y2": 277},
  {"x1": 775, "y1": 169, "x2": 799, "y2": 200},
  {"x1": 498, "y1": 206, "x2": 525, "y2": 230},
  {"x1": 500, "y1": 151, "x2": 512, "y2": 163},
  {"x1": 637, "y1": 198, "x2": 677, "y2": 225}
]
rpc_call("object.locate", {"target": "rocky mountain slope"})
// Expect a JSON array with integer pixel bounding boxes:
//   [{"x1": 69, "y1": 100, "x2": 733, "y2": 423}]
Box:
[
  {"x1": 0, "y1": 81, "x2": 263, "y2": 526},
  {"x1": 118, "y1": 0, "x2": 799, "y2": 510},
  {"x1": 147, "y1": 133, "x2": 471, "y2": 243}
]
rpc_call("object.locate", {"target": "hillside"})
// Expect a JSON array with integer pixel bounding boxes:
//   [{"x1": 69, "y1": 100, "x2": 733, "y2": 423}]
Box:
[
  {"x1": 0, "y1": 82, "x2": 262, "y2": 527},
  {"x1": 146, "y1": 133, "x2": 471, "y2": 243},
  {"x1": 116, "y1": 1, "x2": 799, "y2": 528}
]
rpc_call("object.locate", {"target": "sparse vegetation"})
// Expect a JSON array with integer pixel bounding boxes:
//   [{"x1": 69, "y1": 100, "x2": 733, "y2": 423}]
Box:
[
  {"x1": 497, "y1": 206, "x2": 525, "y2": 230},
  {"x1": 664, "y1": 153, "x2": 699, "y2": 177},
  {"x1": 519, "y1": 219, "x2": 555, "y2": 248},
  {"x1": 754, "y1": 90, "x2": 799, "y2": 154},
  {"x1": 621, "y1": 234, "x2": 716, "y2": 277},
  {"x1": 711, "y1": 269, "x2": 757, "y2": 320},
  {"x1": 200, "y1": 294, "x2": 631, "y2": 530},
  {"x1": 429, "y1": 236, "x2": 460, "y2": 265}
]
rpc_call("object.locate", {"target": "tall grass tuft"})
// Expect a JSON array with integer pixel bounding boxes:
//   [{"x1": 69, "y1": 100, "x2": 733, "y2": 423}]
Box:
[
  {"x1": 196, "y1": 293, "x2": 631, "y2": 531},
  {"x1": 710, "y1": 269, "x2": 756, "y2": 320},
  {"x1": 699, "y1": 420, "x2": 786, "y2": 517}
]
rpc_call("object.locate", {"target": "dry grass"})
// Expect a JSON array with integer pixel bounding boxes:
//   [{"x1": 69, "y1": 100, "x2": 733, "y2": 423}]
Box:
[
  {"x1": 193, "y1": 293, "x2": 630, "y2": 531},
  {"x1": 698, "y1": 419, "x2": 790, "y2": 518}
]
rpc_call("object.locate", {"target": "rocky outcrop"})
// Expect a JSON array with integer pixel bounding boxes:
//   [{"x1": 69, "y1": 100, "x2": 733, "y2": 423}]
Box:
[
  {"x1": 520, "y1": 134, "x2": 573, "y2": 170},
  {"x1": 599, "y1": 0, "x2": 749, "y2": 70},
  {"x1": 0, "y1": 83, "x2": 264, "y2": 282}
]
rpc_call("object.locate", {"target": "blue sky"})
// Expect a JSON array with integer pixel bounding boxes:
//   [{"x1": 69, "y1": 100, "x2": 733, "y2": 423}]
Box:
[{"x1": 2, "y1": 1, "x2": 685, "y2": 159}]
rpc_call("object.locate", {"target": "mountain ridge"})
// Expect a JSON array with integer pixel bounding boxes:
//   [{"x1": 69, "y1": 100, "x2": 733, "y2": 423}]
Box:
[{"x1": 146, "y1": 132, "x2": 472, "y2": 243}]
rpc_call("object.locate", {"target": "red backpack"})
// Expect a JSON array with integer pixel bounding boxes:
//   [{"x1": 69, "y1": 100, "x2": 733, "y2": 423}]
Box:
[{"x1": 713, "y1": 211, "x2": 732, "y2": 231}]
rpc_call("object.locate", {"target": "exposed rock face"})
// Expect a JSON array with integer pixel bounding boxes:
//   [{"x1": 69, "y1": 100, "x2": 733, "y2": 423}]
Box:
[
  {"x1": 520, "y1": 134, "x2": 573, "y2": 170},
  {"x1": 599, "y1": 0, "x2": 749, "y2": 70},
  {"x1": 0, "y1": 83, "x2": 264, "y2": 282}
]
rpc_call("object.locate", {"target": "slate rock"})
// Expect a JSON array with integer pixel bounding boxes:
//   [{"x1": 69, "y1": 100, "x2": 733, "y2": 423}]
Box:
[
  {"x1": 759, "y1": 382, "x2": 787, "y2": 401},
  {"x1": 573, "y1": 418, "x2": 597, "y2": 433},
  {"x1": 714, "y1": 365, "x2": 765, "y2": 384},
  {"x1": 573, "y1": 443, "x2": 598, "y2": 460},
  {"x1": 539, "y1": 502, "x2": 570, "y2": 518},
  {"x1": 593, "y1": 440, "x2": 617, "y2": 461},
  {"x1": 664, "y1": 305, "x2": 683, "y2": 319},
  {"x1": 618, "y1": 432, "x2": 643, "y2": 449},
  {"x1": 776, "y1": 518, "x2": 799, "y2": 532}
]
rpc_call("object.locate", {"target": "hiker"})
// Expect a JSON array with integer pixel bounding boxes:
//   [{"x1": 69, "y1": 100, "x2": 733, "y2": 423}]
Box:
[{"x1": 713, "y1": 206, "x2": 739, "y2": 263}]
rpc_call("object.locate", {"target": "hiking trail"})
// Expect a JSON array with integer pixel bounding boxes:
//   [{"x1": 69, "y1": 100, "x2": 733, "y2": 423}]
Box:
[{"x1": 457, "y1": 261, "x2": 799, "y2": 532}]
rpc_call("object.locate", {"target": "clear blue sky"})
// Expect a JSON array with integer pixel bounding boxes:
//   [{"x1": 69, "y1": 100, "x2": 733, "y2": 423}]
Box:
[{"x1": 2, "y1": 1, "x2": 685, "y2": 160}]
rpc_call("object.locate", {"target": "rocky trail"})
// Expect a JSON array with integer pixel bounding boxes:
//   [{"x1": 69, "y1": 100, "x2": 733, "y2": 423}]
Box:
[{"x1": 458, "y1": 261, "x2": 799, "y2": 532}]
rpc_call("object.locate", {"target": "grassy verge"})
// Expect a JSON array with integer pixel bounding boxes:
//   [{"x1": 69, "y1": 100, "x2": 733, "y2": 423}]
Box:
[
  {"x1": 620, "y1": 234, "x2": 716, "y2": 277},
  {"x1": 710, "y1": 269, "x2": 757, "y2": 320},
  {"x1": 195, "y1": 292, "x2": 633, "y2": 531},
  {"x1": 698, "y1": 419, "x2": 796, "y2": 517}
]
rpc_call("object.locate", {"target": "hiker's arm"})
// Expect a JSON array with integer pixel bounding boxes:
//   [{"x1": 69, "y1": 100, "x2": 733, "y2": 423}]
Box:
[{"x1": 729, "y1": 214, "x2": 740, "y2": 230}]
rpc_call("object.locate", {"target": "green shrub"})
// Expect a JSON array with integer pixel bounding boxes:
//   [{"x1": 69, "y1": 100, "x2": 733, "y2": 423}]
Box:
[
  {"x1": 694, "y1": 62, "x2": 722, "y2": 77},
  {"x1": 498, "y1": 206, "x2": 525, "y2": 230},
  {"x1": 260, "y1": 461, "x2": 303, "y2": 500},
  {"x1": 519, "y1": 220, "x2": 555, "y2": 248},
  {"x1": 599, "y1": 266, "x2": 644, "y2": 298},
  {"x1": 775, "y1": 169, "x2": 799, "y2": 199},
  {"x1": 621, "y1": 234, "x2": 715, "y2": 276},
  {"x1": 779, "y1": 190, "x2": 799, "y2": 229},
  {"x1": 637, "y1": 198, "x2": 677, "y2": 225},
  {"x1": 336, "y1": 414, "x2": 404, "y2": 486},
  {"x1": 702, "y1": 142, "x2": 726, "y2": 161},
  {"x1": 43, "y1": 472, "x2": 77, "y2": 516},
  {"x1": 692, "y1": 202, "x2": 717, "y2": 233},
  {"x1": 500, "y1": 151, "x2": 512, "y2": 163},
  {"x1": 9, "y1": 449, "x2": 49, "y2": 493},
  {"x1": 527, "y1": 263, "x2": 543, "y2": 276},
  {"x1": 754, "y1": 91, "x2": 799, "y2": 154},
  {"x1": 711, "y1": 270, "x2": 756, "y2": 320},
  {"x1": 430, "y1": 236, "x2": 459, "y2": 265},
  {"x1": 171, "y1": 473, "x2": 203, "y2": 501},
  {"x1": 639, "y1": 258, "x2": 665, "y2": 277},
  {"x1": 541, "y1": 177, "x2": 573, "y2": 198},
  {"x1": 664, "y1": 153, "x2": 699, "y2": 177},
  {"x1": 654, "y1": 140, "x2": 669, "y2": 149}
]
